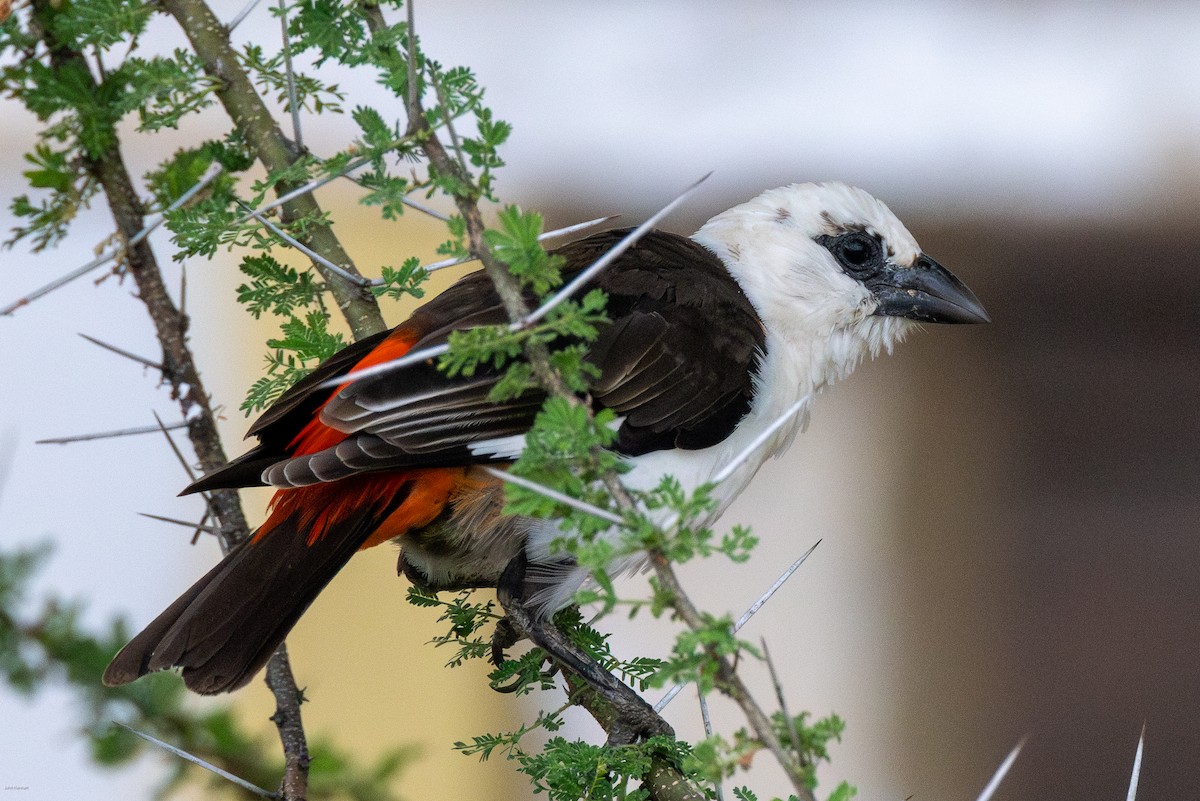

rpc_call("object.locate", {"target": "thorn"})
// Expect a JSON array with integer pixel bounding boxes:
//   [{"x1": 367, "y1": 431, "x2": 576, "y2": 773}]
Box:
[
  {"x1": 482, "y1": 466, "x2": 624, "y2": 525},
  {"x1": 238, "y1": 201, "x2": 371, "y2": 289},
  {"x1": 114, "y1": 723, "x2": 277, "y2": 798},
  {"x1": 732, "y1": 540, "x2": 820, "y2": 634},
  {"x1": 419, "y1": 215, "x2": 615, "y2": 274},
  {"x1": 1, "y1": 163, "x2": 222, "y2": 317},
  {"x1": 1126, "y1": 723, "x2": 1145, "y2": 801},
  {"x1": 151, "y1": 411, "x2": 220, "y2": 522},
  {"x1": 138, "y1": 512, "x2": 218, "y2": 534},
  {"x1": 36, "y1": 419, "x2": 189, "y2": 445},
  {"x1": 712, "y1": 398, "x2": 807, "y2": 485},
  {"x1": 227, "y1": 0, "x2": 267, "y2": 31},
  {"x1": 190, "y1": 508, "x2": 213, "y2": 544},
  {"x1": 696, "y1": 690, "x2": 725, "y2": 801},
  {"x1": 393, "y1": 191, "x2": 450, "y2": 222},
  {"x1": 318, "y1": 341, "x2": 450, "y2": 389},
  {"x1": 179, "y1": 264, "x2": 188, "y2": 318},
  {"x1": 78, "y1": 333, "x2": 164, "y2": 371},
  {"x1": 277, "y1": 0, "x2": 303, "y2": 151},
  {"x1": 323, "y1": 180, "x2": 708, "y2": 389},
  {"x1": 419, "y1": 214, "x2": 618, "y2": 273},
  {"x1": 975, "y1": 738, "x2": 1025, "y2": 801},
  {"x1": 522, "y1": 173, "x2": 711, "y2": 328},
  {"x1": 420, "y1": 254, "x2": 473, "y2": 273},
  {"x1": 1, "y1": 249, "x2": 121, "y2": 317},
  {"x1": 239, "y1": 158, "x2": 367, "y2": 226},
  {"x1": 539, "y1": 214, "x2": 621, "y2": 242},
  {"x1": 236, "y1": 150, "x2": 445, "y2": 229},
  {"x1": 655, "y1": 540, "x2": 820, "y2": 713},
  {"x1": 152, "y1": 411, "x2": 200, "y2": 482}
]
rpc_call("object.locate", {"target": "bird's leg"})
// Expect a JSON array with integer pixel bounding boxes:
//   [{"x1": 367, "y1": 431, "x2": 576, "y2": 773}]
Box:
[{"x1": 493, "y1": 552, "x2": 673, "y2": 744}]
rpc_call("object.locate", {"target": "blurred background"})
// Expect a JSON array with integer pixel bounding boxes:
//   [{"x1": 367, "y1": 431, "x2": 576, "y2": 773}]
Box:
[{"x1": 3, "y1": 1, "x2": 1200, "y2": 799}]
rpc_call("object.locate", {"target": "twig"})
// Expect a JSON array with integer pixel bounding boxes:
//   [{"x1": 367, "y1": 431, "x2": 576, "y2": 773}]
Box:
[
  {"x1": 115, "y1": 723, "x2": 277, "y2": 798},
  {"x1": 482, "y1": 466, "x2": 624, "y2": 525},
  {"x1": 276, "y1": 0, "x2": 303, "y2": 151},
  {"x1": 377, "y1": 10, "x2": 792, "y2": 800},
  {"x1": 1126, "y1": 724, "x2": 1145, "y2": 801},
  {"x1": 35, "y1": 9, "x2": 314, "y2": 799},
  {"x1": 388, "y1": 10, "x2": 701, "y2": 799},
  {"x1": 0, "y1": 162, "x2": 224, "y2": 317},
  {"x1": 36, "y1": 420, "x2": 190, "y2": 445},
  {"x1": 761, "y1": 640, "x2": 801, "y2": 757},
  {"x1": 648, "y1": 550, "x2": 814, "y2": 801},
  {"x1": 655, "y1": 542, "x2": 820, "y2": 712},
  {"x1": 975, "y1": 739, "x2": 1025, "y2": 801},
  {"x1": 138, "y1": 512, "x2": 218, "y2": 534},
  {"x1": 78, "y1": 333, "x2": 164, "y2": 371},
  {"x1": 266, "y1": 643, "x2": 311, "y2": 801}
]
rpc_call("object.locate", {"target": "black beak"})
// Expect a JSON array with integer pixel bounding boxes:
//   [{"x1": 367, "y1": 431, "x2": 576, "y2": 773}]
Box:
[{"x1": 871, "y1": 255, "x2": 990, "y2": 324}]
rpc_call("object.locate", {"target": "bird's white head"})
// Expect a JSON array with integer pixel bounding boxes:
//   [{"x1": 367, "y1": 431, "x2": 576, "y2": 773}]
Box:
[{"x1": 693, "y1": 181, "x2": 988, "y2": 389}]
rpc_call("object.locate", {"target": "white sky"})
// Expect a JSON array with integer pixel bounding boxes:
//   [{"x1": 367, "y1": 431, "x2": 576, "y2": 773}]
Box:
[{"x1": 2, "y1": 1, "x2": 1199, "y2": 799}]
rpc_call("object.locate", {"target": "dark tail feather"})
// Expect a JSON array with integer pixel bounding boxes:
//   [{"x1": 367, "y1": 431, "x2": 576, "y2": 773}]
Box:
[{"x1": 103, "y1": 506, "x2": 385, "y2": 694}]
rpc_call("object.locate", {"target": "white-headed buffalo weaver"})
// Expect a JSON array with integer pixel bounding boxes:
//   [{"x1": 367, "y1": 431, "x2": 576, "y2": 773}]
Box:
[{"x1": 103, "y1": 182, "x2": 988, "y2": 695}]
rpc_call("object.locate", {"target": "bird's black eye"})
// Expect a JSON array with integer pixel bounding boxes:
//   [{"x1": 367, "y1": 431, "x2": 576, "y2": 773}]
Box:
[{"x1": 837, "y1": 232, "x2": 879, "y2": 271}]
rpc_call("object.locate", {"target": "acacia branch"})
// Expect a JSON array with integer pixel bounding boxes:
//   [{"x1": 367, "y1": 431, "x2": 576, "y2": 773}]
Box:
[
  {"x1": 28, "y1": 5, "x2": 315, "y2": 797},
  {"x1": 161, "y1": 0, "x2": 386, "y2": 339},
  {"x1": 649, "y1": 552, "x2": 816, "y2": 801},
  {"x1": 378, "y1": 10, "x2": 734, "y2": 801},
  {"x1": 375, "y1": 5, "x2": 816, "y2": 796},
  {"x1": 413, "y1": 81, "x2": 814, "y2": 801}
]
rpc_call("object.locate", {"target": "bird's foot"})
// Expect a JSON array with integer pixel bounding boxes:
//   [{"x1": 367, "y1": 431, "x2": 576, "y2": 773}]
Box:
[{"x1": 493, "y1": 553, "x2": 673, "y2": 744}]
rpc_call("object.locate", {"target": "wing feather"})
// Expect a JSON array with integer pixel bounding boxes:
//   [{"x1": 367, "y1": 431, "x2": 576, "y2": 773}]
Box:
[{"x1": 202, "y1": 229, "x2": 765, "y2": 492}]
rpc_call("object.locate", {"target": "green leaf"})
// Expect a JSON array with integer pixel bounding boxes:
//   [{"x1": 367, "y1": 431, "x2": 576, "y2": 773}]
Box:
[
  {"x1": 242, "y1": 313, "x2": 345, "y2": 413},
  {"x1": 373, "y1": 258, "x2": 427, "y2": 301},
  {"x1": 49, "y1": 0, "x2": 154, "y2": 51},
  {"x1": 236, "y1": 254, "x2": 324, "y2": 319},
  {"x1": 484, "y1": 205, "x2": 564, "y2": 295}
]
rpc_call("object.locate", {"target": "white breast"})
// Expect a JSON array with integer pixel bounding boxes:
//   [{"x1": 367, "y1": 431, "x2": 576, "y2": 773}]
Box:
[{"x1": 523, "y1": 330, "x2": 817, "y2": 612}]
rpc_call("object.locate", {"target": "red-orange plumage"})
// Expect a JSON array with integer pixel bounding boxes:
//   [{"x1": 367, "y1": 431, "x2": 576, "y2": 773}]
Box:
[
  {"x1": 254, "y1": 325, "x2": 456, "y2": 550},
  {"x1": 287, "y1": 325, "x2": 421, "y2": 457},
  {"x1": 254, "y1": 467, "x2": 464, "y2": 549}
]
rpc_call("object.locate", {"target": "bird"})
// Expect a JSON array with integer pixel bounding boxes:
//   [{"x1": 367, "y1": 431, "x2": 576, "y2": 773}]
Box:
[{"x1": 103, "y1": 181, "x2": 988, "y2": 695}]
